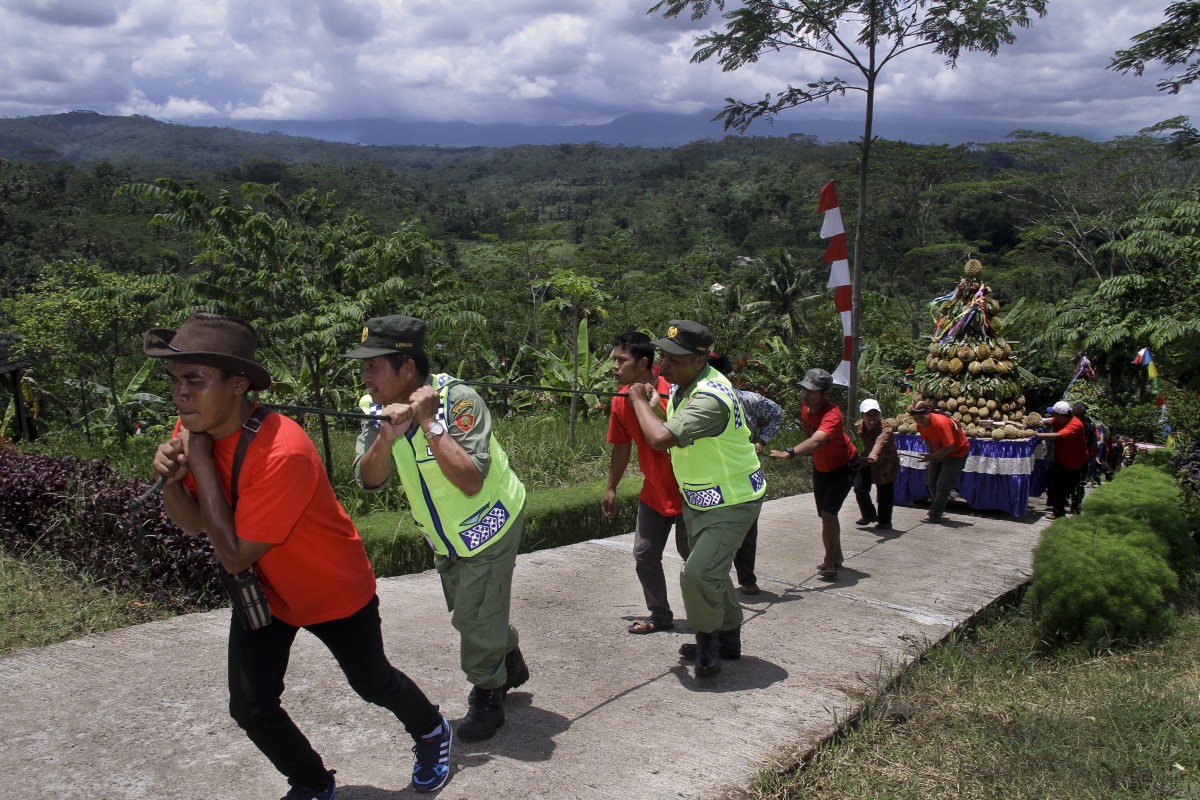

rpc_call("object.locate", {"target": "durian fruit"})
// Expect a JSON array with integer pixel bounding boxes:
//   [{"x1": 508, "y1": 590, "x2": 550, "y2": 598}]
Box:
[
  {"x1": 1024, "y1": 412, "x2": 1044, "y2": 429},
  {"x1": 992, "y1": 345, "x2": 1005, "y2": 359},
  {"x1": 992, "y1": 427, "x2": 1007, "y2": 440},
  {"x1": 958, "y1": 345, "x2": 974, "y2": 362},
  {"x1": 949, "y1": 358, "x2": 964, "y2": 375},
  {"x1": 965, "y1": 258, "x2": 984, "y2": 277},
  {"x1": 938, "y1": 359, "x2": 950, "y2": 372},
  {"x1": 981, "y1": 357, "x2": 996, "y2": 374},
  {"x1": 968, "y1": 360, "x2": 983, "y2": 375},
  {"x1": 975, "y1": 343, "x2": 991, "y2": 360}
]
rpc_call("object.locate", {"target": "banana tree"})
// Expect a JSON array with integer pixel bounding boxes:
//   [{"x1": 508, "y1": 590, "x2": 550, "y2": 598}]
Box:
[{"x1": 64, "y1": 358, "x2": 168, "y2": 443}]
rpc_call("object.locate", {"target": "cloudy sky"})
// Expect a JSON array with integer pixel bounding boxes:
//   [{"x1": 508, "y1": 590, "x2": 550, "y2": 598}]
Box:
[{"x1": 0, "y1": 0, "x2": 1191, "y2": 139}]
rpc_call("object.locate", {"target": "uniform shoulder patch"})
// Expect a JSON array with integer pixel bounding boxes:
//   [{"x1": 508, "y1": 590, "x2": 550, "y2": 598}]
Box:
[{"x1": 454, "y1": 412, "x2": 476, "y2": 432}]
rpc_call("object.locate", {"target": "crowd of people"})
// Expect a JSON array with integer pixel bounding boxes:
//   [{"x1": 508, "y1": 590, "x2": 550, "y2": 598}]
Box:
[{"x1": 142, "y1": 309, "x2": 1138, "y2": 798}]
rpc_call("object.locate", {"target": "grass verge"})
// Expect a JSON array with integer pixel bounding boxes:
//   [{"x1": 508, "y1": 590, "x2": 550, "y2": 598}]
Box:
[
  {"x1": 0, "y1": 546, "x2": 182, "y2": 656},
  {"x1": 752, "y1": 596, "x2": 1200, "y2": 800}
]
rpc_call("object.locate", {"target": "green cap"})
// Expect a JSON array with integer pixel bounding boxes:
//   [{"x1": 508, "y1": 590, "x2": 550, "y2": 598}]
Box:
[
  {"x1": 343, "y1": 315, "x2": 426, "y2": 359},
  {"x1": 651, "y1": 320, "x2": 713, "y2": 356}
]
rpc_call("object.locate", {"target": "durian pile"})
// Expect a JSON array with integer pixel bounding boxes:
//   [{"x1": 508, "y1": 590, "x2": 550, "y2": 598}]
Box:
[{"x1": 896, "y1": 258, "x2": 1044, "y2": 439}]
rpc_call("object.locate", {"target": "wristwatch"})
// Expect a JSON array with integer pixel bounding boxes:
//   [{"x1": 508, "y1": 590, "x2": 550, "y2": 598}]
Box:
[{"x1": 426, "y1": 419, "x2": 446, "y2": 438}]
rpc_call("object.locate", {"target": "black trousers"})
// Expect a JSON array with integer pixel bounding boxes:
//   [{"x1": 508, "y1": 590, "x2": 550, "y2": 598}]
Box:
[
  {"x1": 227, "y1": 594, "x2": 441, "y2": 789},
  {"x1": 1048, "y1": 463, "x2": 1085, "y2": 517},
  {"x1": 853, "y1": 467, "x2": 894, "y2": 526}
]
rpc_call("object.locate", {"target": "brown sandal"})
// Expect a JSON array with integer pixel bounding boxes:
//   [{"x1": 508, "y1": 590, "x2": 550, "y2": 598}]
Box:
[{"x1": 628, "y1": 618, "x2": 672, "y2": 634}]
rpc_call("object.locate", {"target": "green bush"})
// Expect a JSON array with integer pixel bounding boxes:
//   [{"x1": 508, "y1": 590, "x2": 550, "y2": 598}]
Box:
[
  {"x1": 1026, "y1": 518, "x2": 1178, "y2": 645},
  {"x1": 1134, "y1": 447, "x2": 1175, "y2": 473},
  {"x1": 357, "y1": 478, "x2": 643, "y2": 578},
  {"x1": 1080, "y1": 465, "x2": 1197, "y2": 571}
]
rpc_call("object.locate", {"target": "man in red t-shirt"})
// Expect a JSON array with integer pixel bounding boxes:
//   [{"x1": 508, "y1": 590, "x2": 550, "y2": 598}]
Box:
[
  {"x1": 769, "y1": 368, "x2": 858, "y2": 580},
  {"x1": 602, "y1": 332, "x2": 686, "y2": 634},
  {"x1": 146, "y1": 312, "x2": 452, "y2": 798},
  {"x1": 908, "y1": 399, "x2": 971, "y2": 522},
  {"x1": 1035, "y1": 400, "x2": 1088, "y2": 519}
]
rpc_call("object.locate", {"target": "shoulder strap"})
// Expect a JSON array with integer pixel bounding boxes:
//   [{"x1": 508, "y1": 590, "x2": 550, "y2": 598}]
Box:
[{"x1": 230, "y1": 405, "x2": 272, "y2": 512}]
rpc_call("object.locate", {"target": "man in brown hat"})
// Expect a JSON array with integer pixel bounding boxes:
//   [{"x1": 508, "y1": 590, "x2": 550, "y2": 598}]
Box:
[
  {"x1": 906, "y1": 399, "x2": 970, "y2": 522},
  {"x1": 625, "y1": 320, "x2": 766, "y2": 678},
  {"x1": 146, "y1": 311, "x2": 453, "y2": 798},
  {"x1": 346, "y1": 315, "x2": 528, "y2": 742}
]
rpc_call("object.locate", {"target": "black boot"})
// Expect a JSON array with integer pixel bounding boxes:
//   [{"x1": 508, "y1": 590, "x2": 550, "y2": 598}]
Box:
[
  {"x1": 678, "y1": 628, "x2": 741, "y2": 661},
  {"x1": 694, "y1": 631, "x2": 721, "y2": 678},
  {"x1": 501, "y1": 647, "x2": 529, "y2": 698},
  {"x1": 457, "y1": 686, "x2": 505, "y2": 742}
]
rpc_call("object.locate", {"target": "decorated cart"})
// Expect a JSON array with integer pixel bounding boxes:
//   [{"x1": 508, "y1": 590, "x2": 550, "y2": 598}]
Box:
[{"x1": 892, "y1": 259, "x2": 1048, "y2": 517}]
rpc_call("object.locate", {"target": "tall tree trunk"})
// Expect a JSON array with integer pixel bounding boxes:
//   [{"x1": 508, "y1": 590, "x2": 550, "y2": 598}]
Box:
[
  {"x1": 569, "y1": 308, "x2": 579, "y2": 447},
  {"x1": 912, "y1": 252, "x2": 927, "y2": 340},
  {"x1": 307, "y1": 352, "x2": 334, "y2": 482},
  {"x1": 849, "y1": 65, "x2": 877, "y2": 424}
]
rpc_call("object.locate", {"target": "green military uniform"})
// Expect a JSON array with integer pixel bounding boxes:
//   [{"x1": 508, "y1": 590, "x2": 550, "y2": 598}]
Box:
[
  {"x1": 664, "y1": 365, "x2": 765, "y2": 634},
  {"x1": 355, "y1": 377, "x2": 526, "y2": 690}
]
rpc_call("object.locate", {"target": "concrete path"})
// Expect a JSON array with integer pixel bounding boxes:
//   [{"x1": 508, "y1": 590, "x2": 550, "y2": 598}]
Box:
[{"x1": 0, "y1": 494, "x2": 1047, "y2": 800}]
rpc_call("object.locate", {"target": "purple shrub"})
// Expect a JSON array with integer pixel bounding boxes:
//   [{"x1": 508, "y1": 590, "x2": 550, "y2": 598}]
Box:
[{"x1": 0, "y1": 447, "x2": 223, "y2": 608}]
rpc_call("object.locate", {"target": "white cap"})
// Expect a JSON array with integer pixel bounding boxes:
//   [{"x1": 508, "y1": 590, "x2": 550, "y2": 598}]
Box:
[
  {"x1": 1052, "y1": 400, "x2": 1071, "y2": 415},
  {"x1": 860, "y1": 398, "x2": 881, "y2": 414}
]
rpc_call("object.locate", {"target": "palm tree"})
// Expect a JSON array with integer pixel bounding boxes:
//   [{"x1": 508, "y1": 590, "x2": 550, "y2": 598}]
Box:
[{"x1": 740, "y1": 248, "x2": 825, "y2": 344}]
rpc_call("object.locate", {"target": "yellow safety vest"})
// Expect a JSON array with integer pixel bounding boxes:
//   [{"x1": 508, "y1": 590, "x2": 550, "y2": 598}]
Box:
[
  {"x1": 667, "y1": 368, "x2": 766, "y2": 510},
  {"x1": 387, "y1": 375, "x2": 526, "y2": 557}
]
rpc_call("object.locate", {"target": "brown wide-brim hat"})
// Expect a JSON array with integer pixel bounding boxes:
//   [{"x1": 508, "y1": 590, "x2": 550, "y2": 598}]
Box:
[{"x1": 143, "y1": 311, "x2": 272, "y2": 391}]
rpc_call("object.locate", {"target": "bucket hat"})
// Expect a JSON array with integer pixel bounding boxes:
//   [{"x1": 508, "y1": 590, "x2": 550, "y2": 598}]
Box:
[{"x1": 143, "y1": 312, "x2": 271, "y2": 390}]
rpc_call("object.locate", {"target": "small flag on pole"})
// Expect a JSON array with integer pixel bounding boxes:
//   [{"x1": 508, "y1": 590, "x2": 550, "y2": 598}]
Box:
[
  {"x1": 1134, "y1": 347, "x2": 1166, "y2": 406},
  {"x1": 817, "y1": 181, "x2": 852, "y2": 386}
]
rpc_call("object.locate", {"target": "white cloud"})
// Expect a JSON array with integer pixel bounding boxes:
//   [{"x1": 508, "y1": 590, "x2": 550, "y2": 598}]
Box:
[{"x1": 0, "y1": 0, "x2": 1191, "y2": 138}]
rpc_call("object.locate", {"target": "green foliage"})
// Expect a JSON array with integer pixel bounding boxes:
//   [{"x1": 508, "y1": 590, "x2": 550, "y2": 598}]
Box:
[
  {"x1": 1110, "y1": 3, "x2": 1200, "y2": 95},
  {"x1": 1166, "y1": 387, "x2": 1200, "y2": 443},
  {"x1": 1173, "y1": 436, "x2": 1200, "y2": 541},
  {"x1": 1087, "y1": 397, "x2": 1168, "y2": 443},
  {"x1": 1026, "y1": 517, "x2": 1178, "y2": 645},
  {"x1": 1080, "y1": 464, "x2": 1196, "y2": 569},
  {"x1": 356, "y1": 479, "x2": 643, "y2": 578}
]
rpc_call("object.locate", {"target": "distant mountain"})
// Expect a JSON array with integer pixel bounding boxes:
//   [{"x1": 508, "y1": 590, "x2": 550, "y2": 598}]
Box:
[
  {"x1": 203, "y1": 109, "x2": 1107, "y2": 149},
  {"x1": 0, "y1": 110, "x2": 1108, "y2": 176}
]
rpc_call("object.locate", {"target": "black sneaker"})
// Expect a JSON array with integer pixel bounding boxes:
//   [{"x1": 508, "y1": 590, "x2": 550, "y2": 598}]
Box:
[
  {"x1": 855, "y1": 517, "x2": 877, "y2": 526},
  {"x1": 281, "y1": 771, "x2": 336, "y2": 800},
  {"x1": 412, "y1": 713, "x2": 452, "y2": 793}
]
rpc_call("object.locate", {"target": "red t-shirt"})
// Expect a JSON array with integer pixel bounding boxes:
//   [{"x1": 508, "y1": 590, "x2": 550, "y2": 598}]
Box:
[
  {"x1": 1051, "y1": 415, "x2": 1089, "y2": 470},
  {"x1": 608, "y1": 375, "x2": 683, "y2": 517},
  {"x1": 916, "y1": 412, "x2": 971, "y2": 459},
  {"x1": 178, "y1": 411, "x2": 376, "y2": 627},
  {"x1": 801, "y1": 402, "x2": 857, "y2": 473}
]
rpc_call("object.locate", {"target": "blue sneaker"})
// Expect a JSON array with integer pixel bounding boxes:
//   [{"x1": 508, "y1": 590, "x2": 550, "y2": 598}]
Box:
[
  {"x1": 412, "y1": 712, "x2": 453, "y2": 793},
  {"x1": 281, "y1": 770, "x2": 336, "y2": 800}
]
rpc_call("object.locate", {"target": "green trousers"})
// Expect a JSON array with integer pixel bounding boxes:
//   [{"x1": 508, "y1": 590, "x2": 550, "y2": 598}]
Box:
[
  {"x1": 434, "y1": 508, "x2": 524, "y2": 689},
  {"x1": 680, "y1": 499, "x2": 761, "y2": 634}
]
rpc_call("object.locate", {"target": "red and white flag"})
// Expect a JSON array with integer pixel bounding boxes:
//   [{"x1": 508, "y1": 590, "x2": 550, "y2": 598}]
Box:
[{"x1": 817, "y1": 181, "x2": 852, "y2": 386}]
